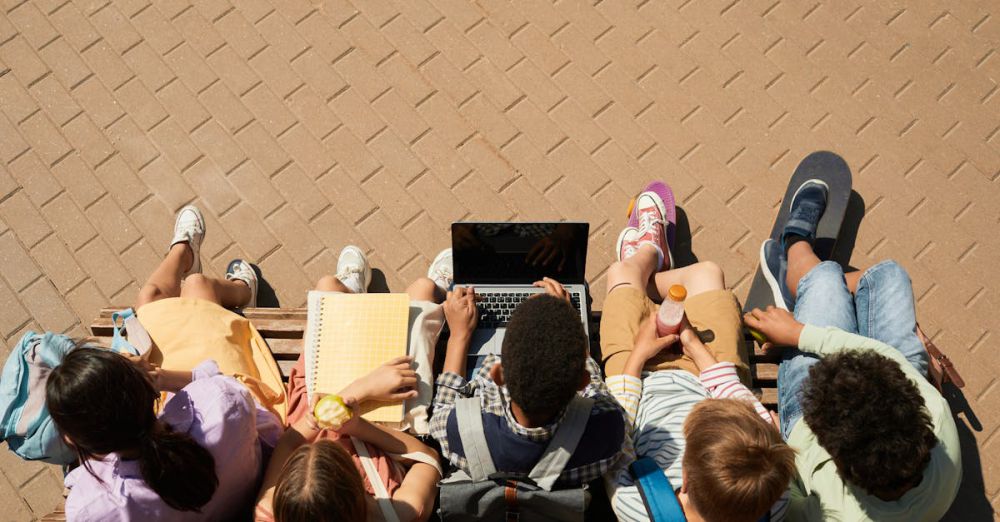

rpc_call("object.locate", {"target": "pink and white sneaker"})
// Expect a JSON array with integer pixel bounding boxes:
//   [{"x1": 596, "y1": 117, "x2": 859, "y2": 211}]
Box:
[
  {"x1": 616, "y1": 226, "x2": 643, "y2": 261},
  {"x1": 632, "y1": 193, "x2": 670, "y2": 270}
]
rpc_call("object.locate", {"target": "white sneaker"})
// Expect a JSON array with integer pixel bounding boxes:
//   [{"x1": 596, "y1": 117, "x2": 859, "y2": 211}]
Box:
[
  {"x1": 171, "y1": 205, "x2": 205, "y2": 276},
  {"x1": 226, "y1": 259, "x2": 258, "y2": 308},
  {"x1": 427, "y1": 248, "x2": 454, "y2": 292},
  {"x1": 336, "y1": 246, "x2": 370, "y2": 294}
]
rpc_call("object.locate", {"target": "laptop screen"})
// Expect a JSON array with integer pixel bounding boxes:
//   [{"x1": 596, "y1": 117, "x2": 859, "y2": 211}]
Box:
[{"x1": 452, "y1": 222, "x2": 589, "y2": 284}]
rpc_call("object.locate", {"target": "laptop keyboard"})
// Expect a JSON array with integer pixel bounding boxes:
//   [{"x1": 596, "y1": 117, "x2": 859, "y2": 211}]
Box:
[{"x1": 477, "y1": 291, "x2": 582, "y2": 329}]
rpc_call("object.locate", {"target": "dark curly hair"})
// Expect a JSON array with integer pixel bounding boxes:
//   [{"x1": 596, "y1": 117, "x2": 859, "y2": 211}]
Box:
[
  {"x1": 801, "y1": 351, "x2": 936, "y2": 497},
  {"x1": 501, "y1": 294, "x2": 588, "y2": 419}
]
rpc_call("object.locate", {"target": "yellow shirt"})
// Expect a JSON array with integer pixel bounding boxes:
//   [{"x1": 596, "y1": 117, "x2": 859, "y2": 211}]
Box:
[{"x1": 787, "y1": 326, "x2": 961, "y2": 522}]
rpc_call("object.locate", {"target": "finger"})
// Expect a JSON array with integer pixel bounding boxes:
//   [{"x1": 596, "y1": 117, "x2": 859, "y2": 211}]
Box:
[
  {"x1": 743, "y1": 312, "x2": 762, "y2": 329},
  {"x1": 765, "y1": 305, "x2": 776, "y2": 313},
  {"x1": 654, "y1": 334, "x2": 680, "y2": 349},
  {"x1": 399, "y1": 375, "x2": 418, "y2": 387},
  {"x1": 399, "y1": 370, "x2": 417, "y2": 380},
  {"x1": 526, "y1": 242, "x2": 544, "y2": 264},
  {"x1": 453, "y1": 286, "x2": 466, "y2": 298},
  {"x1": 384, "y1": 355, "x2": 413, "y2": 366},
  {"x1": 542, "y1": 247, "x2": 559, "y2": 266},
  {"x1": 750, "y1": 308, "x2": 767, "y2": 320},
  {"x1": 392, "y1": 389, "x2": 419, "y2": 400}
]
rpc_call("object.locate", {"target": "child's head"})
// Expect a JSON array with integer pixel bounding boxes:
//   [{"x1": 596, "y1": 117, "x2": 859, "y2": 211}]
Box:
[
  {"x1": 46, "y1": 347, "x2": 218, "y2": 512},
  {"x1": 273, "y1": 439, "x2": 366, "y2": 522},
  {"x1": 499, "y1": 294, "x2": 589, "y2": 421},
  {"x1": 682, "y1": 399, "x2": 795, "y2": 522},
  {"x1": 802, "y1": 351, "x2": 935, "y2": 498}
]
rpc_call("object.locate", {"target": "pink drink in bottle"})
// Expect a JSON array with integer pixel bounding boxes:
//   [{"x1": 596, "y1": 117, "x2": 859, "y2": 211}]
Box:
[{"x1": 656, "y1": 285, "x2": 687, "y2": 336}]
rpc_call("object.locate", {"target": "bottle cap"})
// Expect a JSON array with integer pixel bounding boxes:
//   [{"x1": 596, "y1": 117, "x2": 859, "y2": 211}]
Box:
[{"x1": 668, "y1": 285, "x2": 687, "y2": 302}]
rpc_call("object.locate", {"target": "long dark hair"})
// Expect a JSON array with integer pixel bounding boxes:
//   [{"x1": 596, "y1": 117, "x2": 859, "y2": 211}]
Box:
[{"x1": 46, "y1": 347, "x2": 218, "y2": 512}]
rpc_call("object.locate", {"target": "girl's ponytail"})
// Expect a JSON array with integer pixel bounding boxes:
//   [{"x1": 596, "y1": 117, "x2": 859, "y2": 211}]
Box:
[{"x1": 138, "y1": 421, "x2": 218, "y2": 511}]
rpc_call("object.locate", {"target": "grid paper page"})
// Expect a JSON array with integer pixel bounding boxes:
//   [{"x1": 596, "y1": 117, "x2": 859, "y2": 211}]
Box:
[{"x1": 306, "y1": 292, "x2": 410, "y2": 423}]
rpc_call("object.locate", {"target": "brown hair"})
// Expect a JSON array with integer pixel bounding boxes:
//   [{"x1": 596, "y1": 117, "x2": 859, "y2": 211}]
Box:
[
  {"x1": 273, "y1": 439, "x2": 366, "y2": 522},
  {"x1": 682, "y1": 399, "x2": 796, "y2": 522}
]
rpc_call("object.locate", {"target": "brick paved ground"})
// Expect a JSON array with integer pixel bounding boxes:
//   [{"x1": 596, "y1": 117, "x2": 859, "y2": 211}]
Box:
[{"x1": 1, "y1": 0, "x2": 998, "y2": 519}]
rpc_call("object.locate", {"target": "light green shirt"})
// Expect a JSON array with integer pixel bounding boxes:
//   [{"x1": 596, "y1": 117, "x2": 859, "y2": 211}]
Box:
[{"x1": 786, "y1": 325, "x2": 961, "y2": 522}]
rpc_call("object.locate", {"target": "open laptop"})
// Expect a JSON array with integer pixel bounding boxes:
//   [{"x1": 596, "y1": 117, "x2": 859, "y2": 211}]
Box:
[{"x1": 451, "y1": 222, "x2": 591, "y2": 360}]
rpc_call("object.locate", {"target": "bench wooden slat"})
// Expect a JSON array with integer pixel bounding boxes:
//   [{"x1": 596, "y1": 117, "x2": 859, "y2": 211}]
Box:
[{"x1": 92, "y1": 306, "x2": 780, "y2": 408}]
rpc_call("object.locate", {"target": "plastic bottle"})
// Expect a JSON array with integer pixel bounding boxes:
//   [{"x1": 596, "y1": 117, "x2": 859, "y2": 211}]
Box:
[{"x1": 656, "y1": 285, "x2": 687, "y2": 337}]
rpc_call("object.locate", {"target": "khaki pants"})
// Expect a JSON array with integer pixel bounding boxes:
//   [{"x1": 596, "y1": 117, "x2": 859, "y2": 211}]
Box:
[{"x1": 601, "y1": 287, "x2": 750, "y2": 385}]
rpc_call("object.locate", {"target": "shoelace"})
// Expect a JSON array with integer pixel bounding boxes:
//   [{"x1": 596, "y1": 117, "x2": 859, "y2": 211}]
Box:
[
  {"x1": 637, "y1": 211, "x2": 664, "y2": 239},
  {"x1": 337, "y1": 265, "x2": 364, "y2": 278},
  {"x1": 429, "y1": 267, "x2": 452, "y2": 285}
]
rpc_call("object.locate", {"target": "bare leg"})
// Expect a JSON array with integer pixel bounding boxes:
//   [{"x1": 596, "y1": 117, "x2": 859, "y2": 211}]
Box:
[
  {"x1": 651, "y1": 261, "x2": 726, "y2": 299},
  {"x1": 605, "y1": 245, "x2": 659, "y2": 293},
  {"x1": 844, "y1": 270, "x2": 862, "y2": 293},
  {"x1": 136, "y1": 244, "x2": 193, "y2": 308},
  {"x1": 406, "y1": 277, "x2": 443, "y2": 303},
  {"x1": 785, "y1": 241, "x2": 822, "y2": 298},
  {"x1": 179, "y1": 273, "x2": 251, "y2": 308},
  {"x1": 316, "y1": 275, "x2": 353, "y2": 293}
]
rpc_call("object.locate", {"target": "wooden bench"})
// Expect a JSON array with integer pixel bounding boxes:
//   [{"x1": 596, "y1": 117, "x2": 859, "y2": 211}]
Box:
[{"x1": 90, "y1": 307, "x2": 779, "y2": 407}]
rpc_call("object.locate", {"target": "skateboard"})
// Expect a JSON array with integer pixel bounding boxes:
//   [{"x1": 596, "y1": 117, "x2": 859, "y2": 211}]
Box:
[{"x1": 742, "y1": 151, "x2": 853, "y2": 314}]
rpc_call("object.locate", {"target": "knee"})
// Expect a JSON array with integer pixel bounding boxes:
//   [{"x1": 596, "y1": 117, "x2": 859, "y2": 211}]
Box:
[
  {"x1": 183, "y1": 273, "x2": 211, "y2": 290},
  {"x1": 406, "y1": 277, "x2": 438, "y2": 300},
  {"x1": 861, "y1": 260, "x2": 912, "y2": 291},
  {"x1": 315, "y1": 275, "x2": 342, "y2": 292},
  {"x1": 691, "y1": 261, "x2": 725, "y2": 289}
]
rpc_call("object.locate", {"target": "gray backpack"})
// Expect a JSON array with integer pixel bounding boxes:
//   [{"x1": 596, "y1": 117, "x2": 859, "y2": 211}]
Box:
[{"x1": 438, "y1": 395, "x2": 595, "y2": 521}]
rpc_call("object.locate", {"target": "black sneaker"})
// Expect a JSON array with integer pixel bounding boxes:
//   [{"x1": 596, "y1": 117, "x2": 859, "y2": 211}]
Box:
[
  {"x1": 782, "y1": 179, "x2": 829, "y2": 249},
  {"x1": 760, "y1": 239, "x2": 793, "y2": 311}
]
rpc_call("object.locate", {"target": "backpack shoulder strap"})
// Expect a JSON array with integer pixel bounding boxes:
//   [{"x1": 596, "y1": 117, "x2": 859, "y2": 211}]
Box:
[
  {"x1": 527, "y1": 395, "x2": 594, "y2": 491},
  {"x1": 630, "y1": 457, "x2": 686, "y2": 521},
  {"x1": 455, "y1": 397, "x2": 496, "y2": 481}
]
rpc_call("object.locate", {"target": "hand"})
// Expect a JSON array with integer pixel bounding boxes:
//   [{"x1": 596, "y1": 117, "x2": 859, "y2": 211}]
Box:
[
  {"x1": 526, "y1": 237, "x2": 569, "y2": 271},
  {"x1": 632, "y1": 315, "x2": 680, "y2": 362},
  {"x1": 306, "y1": 394, "x2": 361, "y2": 433},
  {"x1": 532, "y1": 277, "x2": 570, "y2": 303},
  {"x1": 346, "y1": 356, "x2": 419, "y2": 403},
  {"x1": 677, "y1": 318, "x2": 717, "y2": 370},
  {"x1": 124, "y1": 353, "x2": 163, "y2": 390},
  {"x1": 742, "y1": 306, "x2": 804, "y2": 347},
  {"x1": 444, "y1": 286, "x2": 478, "y2": 340}
]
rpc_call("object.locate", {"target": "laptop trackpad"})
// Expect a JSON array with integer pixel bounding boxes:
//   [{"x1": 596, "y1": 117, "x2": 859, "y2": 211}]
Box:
[{"x1": 469, "y1": 328, "x2": 505, "y2": 358}]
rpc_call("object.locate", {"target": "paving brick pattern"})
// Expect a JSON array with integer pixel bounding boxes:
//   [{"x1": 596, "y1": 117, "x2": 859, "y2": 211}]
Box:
[{"x1": 0, "y1": 0, "x2": 998, "y2": 519}]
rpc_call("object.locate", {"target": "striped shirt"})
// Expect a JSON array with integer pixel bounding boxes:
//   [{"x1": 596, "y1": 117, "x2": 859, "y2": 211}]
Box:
[{"x1": 604, "y1": 363, "x2": 788, "y2": 522}]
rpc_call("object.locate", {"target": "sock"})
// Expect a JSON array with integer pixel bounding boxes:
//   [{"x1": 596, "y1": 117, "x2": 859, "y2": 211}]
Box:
[
  {"x1": 783, "y1": 234, "x2": 811, "y2": 256},
  {"x1": 637, "y1": 241, "x2": 665, "y2": 269}
]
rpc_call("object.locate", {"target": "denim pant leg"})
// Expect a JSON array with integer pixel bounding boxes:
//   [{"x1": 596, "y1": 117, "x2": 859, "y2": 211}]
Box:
[
  {"x1": 854, "y1": 260, "x2": 929, "y2": 376},
  {"x1": 778, "y1": 261, "x2": 858, "y2": 439}
]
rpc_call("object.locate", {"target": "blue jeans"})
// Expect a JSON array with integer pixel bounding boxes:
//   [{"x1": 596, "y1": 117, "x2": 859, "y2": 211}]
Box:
[{"x1": 777, "y1": 260, "x2": 928, "y2": 439}]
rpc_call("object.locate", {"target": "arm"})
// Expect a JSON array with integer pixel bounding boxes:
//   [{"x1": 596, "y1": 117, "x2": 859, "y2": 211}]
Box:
[
  {"x1": 390, "y1": 462, "x2": 440, "y2": 522},
  {"x1": 699, "y1": 362, "x2": 771, "y2": 423},
  {"x1": 430, "y1": 286, "x2": 479, "y2": 459},
  {"x1": 255, "y1": 415, "x2": 320, "y2": 518}
]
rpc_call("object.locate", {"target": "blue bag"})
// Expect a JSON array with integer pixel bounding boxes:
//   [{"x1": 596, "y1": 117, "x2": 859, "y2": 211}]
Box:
[{"x1": 0, "y1": 331, "x2": 77, "y2": 464}]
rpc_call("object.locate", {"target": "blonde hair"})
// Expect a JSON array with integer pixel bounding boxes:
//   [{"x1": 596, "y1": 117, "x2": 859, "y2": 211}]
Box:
[{"x1": 682, "y1": 399, "x2": 796, "y2": 522}]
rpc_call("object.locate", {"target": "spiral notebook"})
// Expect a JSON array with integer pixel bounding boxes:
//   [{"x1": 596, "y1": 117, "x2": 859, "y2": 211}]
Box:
[{"x1": 304, "y1": 291, "x2": 410, "y2": 424}]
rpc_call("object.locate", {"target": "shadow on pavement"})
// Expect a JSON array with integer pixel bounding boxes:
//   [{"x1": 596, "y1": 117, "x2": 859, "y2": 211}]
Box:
[
  {"x1": 942, "y1": 383, "x2": 994, "y2": 521},
  {"x1": 671, "y1": 206, "x2": 699, "y2": 268}
]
